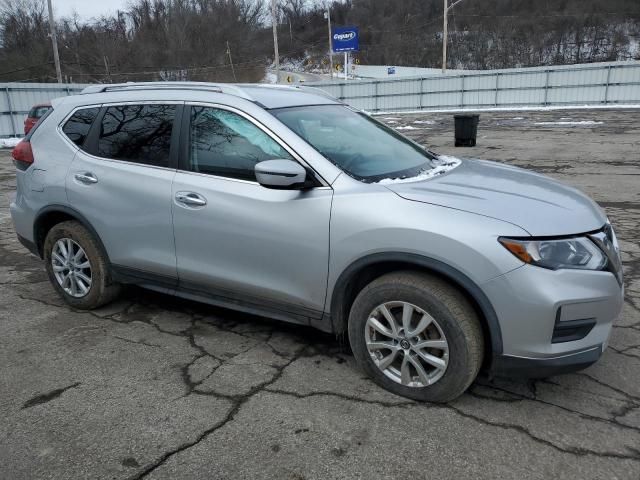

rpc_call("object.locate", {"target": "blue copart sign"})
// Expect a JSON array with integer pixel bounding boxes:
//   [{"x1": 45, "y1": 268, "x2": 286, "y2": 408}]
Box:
[{"x1": 332, "y1": 26, "x2": 359, "y2": 52}]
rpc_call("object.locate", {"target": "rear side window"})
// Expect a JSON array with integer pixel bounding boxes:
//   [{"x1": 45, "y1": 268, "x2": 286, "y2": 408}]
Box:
[
  {"x1": 62, "y1": 107, "x2": 100, "y2": 147},
  {"x1": 97, "y1": 104, "x2": 176, "y2": 167}
]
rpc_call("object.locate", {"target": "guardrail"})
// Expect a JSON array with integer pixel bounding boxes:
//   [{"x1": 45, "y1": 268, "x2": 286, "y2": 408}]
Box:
[
  {"x1": 308, "y1": 61, "x2": 640, "y2": 112},
  {"x1": 0, "y1": 82, "x2": 87, "y2": 138}
]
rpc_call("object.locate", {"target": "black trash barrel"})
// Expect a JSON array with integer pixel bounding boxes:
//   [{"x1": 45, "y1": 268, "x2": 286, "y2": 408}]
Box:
[{"x1": 454, "y1": 114, "x2": 479, "y2": 147}]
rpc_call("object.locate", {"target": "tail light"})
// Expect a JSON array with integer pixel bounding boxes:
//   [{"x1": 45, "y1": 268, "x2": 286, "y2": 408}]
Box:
[{"x1": 12, "y1": 140, "x2": 34, "y2": 169}]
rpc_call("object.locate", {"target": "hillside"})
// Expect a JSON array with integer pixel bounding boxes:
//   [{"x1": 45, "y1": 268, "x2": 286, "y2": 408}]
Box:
[{"x1": 0, "y1": 0, "x2": 638, "y2": 83}]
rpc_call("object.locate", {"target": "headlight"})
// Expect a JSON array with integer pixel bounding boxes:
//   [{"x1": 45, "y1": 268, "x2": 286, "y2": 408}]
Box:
[{"x1": 499, "y1": 236, "x2": 607, "y2": 271}]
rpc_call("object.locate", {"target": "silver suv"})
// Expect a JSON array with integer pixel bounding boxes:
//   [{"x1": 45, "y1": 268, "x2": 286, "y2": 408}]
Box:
[{"x1": 10, "y1": 82, "x2": 624, "y2": 402}]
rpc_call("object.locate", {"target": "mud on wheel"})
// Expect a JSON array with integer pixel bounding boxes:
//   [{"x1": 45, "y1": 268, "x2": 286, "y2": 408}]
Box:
[
  {"x1": 348, "y1": 271, "x2": 484, "y2": 403},
  {"x1": 44, "y1": 220, "x2": 120, "y2": 309}
]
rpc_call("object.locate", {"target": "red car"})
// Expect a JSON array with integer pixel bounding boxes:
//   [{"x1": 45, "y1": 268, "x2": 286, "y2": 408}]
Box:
[{"x1": 24, "y1": 103, "x2": 52, "y2": 135}]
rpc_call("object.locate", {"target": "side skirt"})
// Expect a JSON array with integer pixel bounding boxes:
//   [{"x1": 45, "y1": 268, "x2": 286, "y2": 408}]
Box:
[{"x1": 110, "y1": 264, "x2": 331, "y2": 331}]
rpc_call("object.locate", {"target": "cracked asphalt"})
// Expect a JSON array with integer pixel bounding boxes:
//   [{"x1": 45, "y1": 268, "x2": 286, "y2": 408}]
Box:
[{"x1": 1, "y1": 108, "x2": 639, "y2": 480}]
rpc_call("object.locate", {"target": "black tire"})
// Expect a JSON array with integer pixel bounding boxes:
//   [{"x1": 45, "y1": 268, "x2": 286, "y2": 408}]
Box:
[
  {"x1": 348, "y1": 271, "x2": 483, "y2": 403},
  {"x1": 43, "y1": 220, "x2": 120, "y2": 309}
]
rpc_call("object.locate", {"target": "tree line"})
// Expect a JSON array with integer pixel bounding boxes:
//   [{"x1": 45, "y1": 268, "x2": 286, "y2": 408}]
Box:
[{"x1": 0, "y1": 0, "x2": 638, "y2": 84}]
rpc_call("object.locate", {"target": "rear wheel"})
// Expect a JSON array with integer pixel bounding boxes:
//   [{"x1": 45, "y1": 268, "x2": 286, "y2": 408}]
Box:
[
  {"x1": 348, "y1": 271, "x2": 483, "y2": 402},
  {"x1": 44, "y1": 221, "x2": 120, "y2": 309}
]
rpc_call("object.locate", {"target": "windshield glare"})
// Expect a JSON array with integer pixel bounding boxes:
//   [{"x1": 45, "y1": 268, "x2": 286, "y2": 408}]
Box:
[{"x1": 270, "y1": 105, "x2": 436, "y2": 182}]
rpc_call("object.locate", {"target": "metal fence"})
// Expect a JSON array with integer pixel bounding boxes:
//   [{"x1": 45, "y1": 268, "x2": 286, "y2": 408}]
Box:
[
  {"x1": 2, "y1": 61, "x2": 639, "y2": 136},
  {"x1": 0, "y1": 82, "x2": 88, "y2": 138},
  {"x1": 309, "y1": 61, "x2": 640, "y2": 112}
]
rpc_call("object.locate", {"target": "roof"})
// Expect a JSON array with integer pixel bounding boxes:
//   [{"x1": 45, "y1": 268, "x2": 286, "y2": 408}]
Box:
[
  {"x1": 239, "y1": 85, "x2": 339, "y2": 109},
  {"x1": 78, "y1": 82, "x2": 339, "y2": 109}
]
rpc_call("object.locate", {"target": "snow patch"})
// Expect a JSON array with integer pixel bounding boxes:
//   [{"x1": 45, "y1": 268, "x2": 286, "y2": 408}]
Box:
[
  {"x1": 0, "y1": 137, "x2": 21, "y2": 148},
  {"x1": 395, "y1": 125, "x2": 421, "y2": 130},
  {"x1": 413, "y1": 120, "x2": 435, "y2": 124},
  {"x1": 533, "y1": 120, "x2": 603, "y2": 126},
  {"x1": 377, "y1": 155, "x2": 461, "y2": 184},
  {"x1": 262, "y1": 70, "x2": 278, "y2": 84},
  {"x1": 512, "y1": 117, "x2": 524, "y2": 120},
  {"x1": 383, "y1": 117, "x2": 401, "y2": 120}
]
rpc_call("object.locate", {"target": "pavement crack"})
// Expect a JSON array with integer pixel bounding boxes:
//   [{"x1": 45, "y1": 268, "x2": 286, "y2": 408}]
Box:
[
  {"x1": 470, "y1": 384, "x2": 640, "y2": 433},
  {"x1": 442, "y1": 404, "x2": 640, "y2": 462},
  {"x1": 179, "y1": 353, "x2": 222, "y2": 396},
  {"x1": 21, "y1": 382, "x2": 81, "y2": 409},
  {"x1": 264, "y1": 388, "x2": 417, "y2": 408},
  {"x1": 264, "y1": 387, "x2": 640, "y2": 461},
  {"x1": 609, "y1": 345, "x2": 640, "y2": 360},
  {"x1": 111, "y1": 335, "x2": 163, "y2": 349},
  {"x1": 129, "y1": 346, "x2": 310, "y2": 479},
  {"x1": 576, "y1": 373, "x2": 640, "y2": 403}
]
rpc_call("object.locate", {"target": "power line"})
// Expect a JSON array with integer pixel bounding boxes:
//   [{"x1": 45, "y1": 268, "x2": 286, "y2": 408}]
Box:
[
  {"x1": 0, "y1": 63, "x2": 54, "y2": 76},
  {"x1": 453, "y1": 12, "x2": 640, "y2": 18}
]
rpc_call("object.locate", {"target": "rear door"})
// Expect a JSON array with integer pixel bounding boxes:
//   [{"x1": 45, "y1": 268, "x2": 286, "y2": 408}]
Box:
[
  {"x1": 171, "y1": 103, "x2": 333, "y2": 323},
  {"x1": 64, "y1": 102, "x2": 182, "y2": 284}
]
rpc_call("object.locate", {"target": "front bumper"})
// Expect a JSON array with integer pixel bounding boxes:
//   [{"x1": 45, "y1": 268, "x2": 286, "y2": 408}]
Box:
[
  {"x1": 492, "y1": 345, "x2": 602, "y2": 378},
  {"x1": 483, "y1": 264, "x2": 623, "y2": 377}
]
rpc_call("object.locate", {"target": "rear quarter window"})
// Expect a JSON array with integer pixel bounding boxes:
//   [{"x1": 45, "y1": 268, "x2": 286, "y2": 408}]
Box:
[
  {"x1": 62, "y1": 107, "x2": 100, "y2": 147},
  {"x1": 24, "y1": 107, "x2": 53, "y2": 140},
  {"x1": 28, "y1": 106, "x2": 51, "y2": 118}
]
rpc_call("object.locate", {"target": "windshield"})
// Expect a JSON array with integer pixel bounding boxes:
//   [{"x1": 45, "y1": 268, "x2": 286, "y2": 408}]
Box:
[{"x1": 270, "y1": 104, "x2": 437, "y2": 182}]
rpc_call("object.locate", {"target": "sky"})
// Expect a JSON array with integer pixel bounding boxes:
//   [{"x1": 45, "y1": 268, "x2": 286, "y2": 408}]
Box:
[{"x1": 53, "y1": 0, "x2": 129, "y2": 20}]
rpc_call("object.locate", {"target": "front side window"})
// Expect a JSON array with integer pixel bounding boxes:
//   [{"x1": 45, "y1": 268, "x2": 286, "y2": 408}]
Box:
[
  {"x1": 62, "y1": 107, "x2": 100, "y2": 147},
  {"x1": 189, "y1": 106, "x2": 292, "y2": 181},
  {"x1": 271, "y1": 104, "x2": 439, "y2": 182},
  {"x1": 97, "y1": 104, "x2": 176, "y2": 167}
]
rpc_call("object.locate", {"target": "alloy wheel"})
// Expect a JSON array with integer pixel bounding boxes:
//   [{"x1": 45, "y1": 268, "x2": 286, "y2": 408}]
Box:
[
  {"x1": 365, "y1": 301, "x2": 449, "y2": 387},
  {"x1": 51, "y1": 238, "x2": 92, "y2": 298}
]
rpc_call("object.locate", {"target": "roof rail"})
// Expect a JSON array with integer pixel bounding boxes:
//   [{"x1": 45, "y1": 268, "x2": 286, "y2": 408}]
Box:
[
  {"x1": 80, "y1": 82, "x2": 254, "y2": 101},
  {"x1": 244, "y1": 83, "x2": 340, "y2": 102},
  {"x1": 296, "y1": 85, "x2": 340, "y2": 101}
]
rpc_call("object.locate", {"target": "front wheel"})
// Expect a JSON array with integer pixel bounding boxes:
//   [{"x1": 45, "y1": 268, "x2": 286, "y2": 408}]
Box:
[
  {"x1": 44, "y1": 220, "x2": 120, "y2": 309},
  {"x1": 348, "y1": 271, "x2": 484, "y2": 402}
]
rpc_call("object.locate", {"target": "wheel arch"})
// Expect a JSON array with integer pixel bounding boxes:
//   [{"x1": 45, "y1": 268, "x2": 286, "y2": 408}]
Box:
[
  {"x1": 33, "y1": 205, "x2": 110, "y2": 263},
  {"x1": 329, "y1": 252, "x2": 503, "y2": 357}
]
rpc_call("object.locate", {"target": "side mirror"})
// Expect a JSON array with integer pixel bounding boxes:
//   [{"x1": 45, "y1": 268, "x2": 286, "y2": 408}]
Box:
[{"x1": 255, "y1": 159, "x2": 308, "y2": 189}]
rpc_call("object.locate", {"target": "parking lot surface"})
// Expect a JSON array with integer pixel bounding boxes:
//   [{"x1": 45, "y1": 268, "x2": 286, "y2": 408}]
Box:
[{"x1": 1, "y1": 108, "x2": 639, "y2": 479}]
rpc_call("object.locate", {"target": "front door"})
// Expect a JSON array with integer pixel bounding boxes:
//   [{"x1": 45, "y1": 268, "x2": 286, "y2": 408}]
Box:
[{"x1": 171, "y1": 104, "x2": 333, "y2": 323}]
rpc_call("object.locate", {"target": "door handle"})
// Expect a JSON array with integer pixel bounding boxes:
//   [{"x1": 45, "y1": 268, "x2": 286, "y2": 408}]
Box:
[
  {"x1": 175, "y1": 192, "x2": 207, "y2": 207},
  {"x1": 74, "y1": 172, "x2": 98, "y2": 184}
]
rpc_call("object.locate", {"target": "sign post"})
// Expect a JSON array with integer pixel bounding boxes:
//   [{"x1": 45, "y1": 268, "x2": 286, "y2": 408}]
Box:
[
  {"x1": 344, "y1": 52, "x2": 348, "y2": 80},
  {"x1": 331, "y1": 26, "x2": 359, "y2": 81}
]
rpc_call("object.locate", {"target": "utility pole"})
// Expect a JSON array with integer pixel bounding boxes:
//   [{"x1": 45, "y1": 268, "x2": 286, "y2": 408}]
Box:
[
  {"x1": 442, "y1": 0, "x2": 448, "y2": 74},
  {"x1": 289, "y1": 19, "x2": 293, "y2": 47},
  {"x1": 325, "y1": 7, "x2": 334, "y2": 77},
  {"x1": 442, "y1": 0, "x2": 465, "y2": 74},
  {"x1": 103, "y1": 56, "x2": 112, "y2": 83},
  {"x1": 47, "y1": 0, "x2": 63, "y2": 83},
  {"x1": 226, "y1": 41, "x2": 237, "y2": 82},
  {"x1": 271, "y1": 0, "x2": 280, "y2": 83}
]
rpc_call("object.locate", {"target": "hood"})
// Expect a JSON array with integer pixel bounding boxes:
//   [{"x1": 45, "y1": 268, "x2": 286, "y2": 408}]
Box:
[{"x1": 384, "y1": 159, "x2": 606, "y2": 236}]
